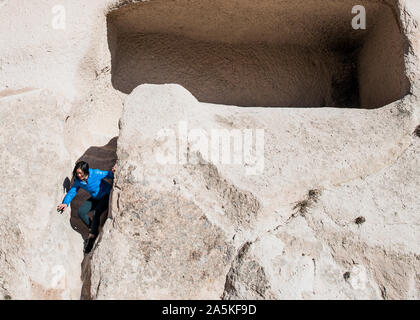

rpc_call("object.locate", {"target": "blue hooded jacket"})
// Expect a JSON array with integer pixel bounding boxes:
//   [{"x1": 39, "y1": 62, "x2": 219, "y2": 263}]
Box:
[{"x1": 62, "y1": 168, "x2": 114, "y2": 206}]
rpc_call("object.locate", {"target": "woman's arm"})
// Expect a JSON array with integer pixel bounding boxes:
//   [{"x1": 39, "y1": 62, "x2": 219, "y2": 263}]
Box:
[
  {"x1": 62, "y1": 182, "x2": 80, "y2": 206},
  {"x1": 97, "y1": 164, "x2": 116, "y2": 180},
  {"x1": 97, "y1": 169, "x2": 114, "y2": 180}
]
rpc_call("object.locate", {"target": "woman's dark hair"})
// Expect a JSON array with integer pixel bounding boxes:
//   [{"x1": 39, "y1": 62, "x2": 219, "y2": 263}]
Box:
[{"x1": 73, "y1": 161, "x2": 89, "y2": 180}]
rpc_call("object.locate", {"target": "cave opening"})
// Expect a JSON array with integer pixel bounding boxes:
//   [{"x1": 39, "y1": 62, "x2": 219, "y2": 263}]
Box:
[{"x1": 107, "y1": 0, "x2": 410, "y2": 108}]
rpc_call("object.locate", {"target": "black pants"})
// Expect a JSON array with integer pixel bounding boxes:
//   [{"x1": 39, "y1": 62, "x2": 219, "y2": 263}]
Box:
[{"x1": 77, "y1": 193, "x2": 109, "y2": 236}]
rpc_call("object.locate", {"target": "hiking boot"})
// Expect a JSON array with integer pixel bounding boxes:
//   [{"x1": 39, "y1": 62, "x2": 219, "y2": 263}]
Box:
[{"x1": 83, "y1": 236, "x2": 96, "y2": 254}]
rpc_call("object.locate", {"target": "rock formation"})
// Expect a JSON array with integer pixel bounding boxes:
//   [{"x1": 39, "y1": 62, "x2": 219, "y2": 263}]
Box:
[
  {"x1": 0, "y1": 89, "x2": 83, "y2": 299},
  {"x1": 83, "y1": 83, "x2": 419, "y2": 299}
]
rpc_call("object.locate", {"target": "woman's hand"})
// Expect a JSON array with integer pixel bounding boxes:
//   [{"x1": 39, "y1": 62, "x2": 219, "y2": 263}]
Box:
[
  {"x1": 112, "y1": 164, "x2": 116, "y2": 174},
  {"x1": 57, "y1": 203, "x2": 67, "y2": 213}
]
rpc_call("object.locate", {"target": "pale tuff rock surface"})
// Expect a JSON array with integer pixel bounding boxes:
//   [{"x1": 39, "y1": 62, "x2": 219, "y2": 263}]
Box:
[
  {"x1": 84, "y1": 85, "x2": 237, "y2": 299},
  {"x1": 223, "y1": 140, "x2": 420, "y2": 300},
  {"x1": 0, "y1": 89, "x2": 83, "y2": 299},
  {"x1": 85, "y1": 83, "x2": 419, "y2": 299},
  {"x1": 1, "y1": 0, "x2": 420, "y2": 300}
]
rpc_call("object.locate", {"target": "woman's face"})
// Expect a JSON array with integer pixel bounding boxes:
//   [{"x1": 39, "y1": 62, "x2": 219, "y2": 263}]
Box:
[{"x1": 76, "y1": 168, "x2": 88, "y2": 181}]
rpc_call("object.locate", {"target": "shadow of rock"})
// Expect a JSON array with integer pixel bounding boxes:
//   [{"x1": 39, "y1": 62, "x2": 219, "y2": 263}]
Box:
[
  {"x1": 106, "y1": 1, "x2": 409, "y2": 108},
  {"x1": 64, "y1": 136, "x2": 118, "y2": 241},
  {"x1": 63, "y1": 177, "x2": 71, "y2": 193}
]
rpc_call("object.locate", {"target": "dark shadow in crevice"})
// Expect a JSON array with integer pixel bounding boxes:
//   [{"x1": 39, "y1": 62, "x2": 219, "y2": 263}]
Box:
[
  {"x1": 61, "y1": 136, "x2": 118, "y2": 300},
  {"x1": 61, "y1": 136, "x2": 118, "y2": 245}
]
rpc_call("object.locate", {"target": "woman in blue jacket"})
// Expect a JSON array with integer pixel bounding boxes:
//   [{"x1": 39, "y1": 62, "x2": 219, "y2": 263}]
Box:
[{"x1": 57, "y1": 161, "x2": 116, "y2": 253}]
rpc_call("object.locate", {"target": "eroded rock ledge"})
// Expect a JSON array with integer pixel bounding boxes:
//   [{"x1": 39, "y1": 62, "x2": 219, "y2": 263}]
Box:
[{"x1": 83, "y1": 84, "x2": 419, "y2": 299}]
